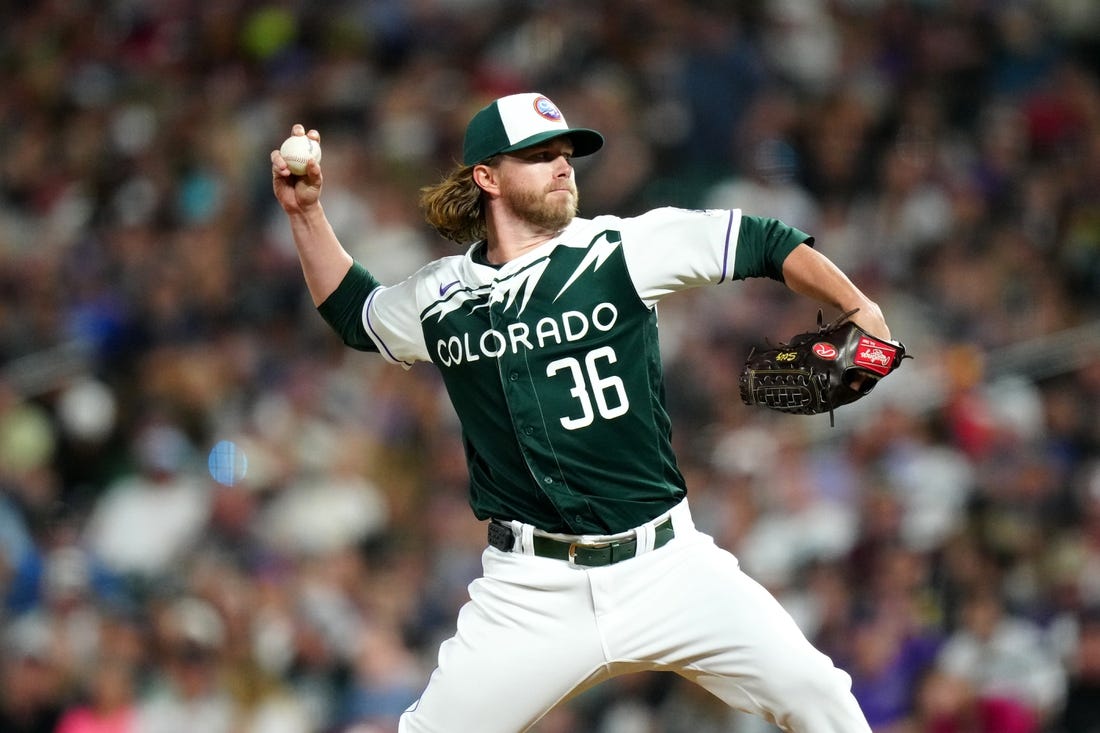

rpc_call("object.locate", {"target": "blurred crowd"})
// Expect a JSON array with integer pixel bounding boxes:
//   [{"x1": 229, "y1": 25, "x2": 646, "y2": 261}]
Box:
[{"x1": 2, "y1": 1, "x2": 1100, "y2": 732}]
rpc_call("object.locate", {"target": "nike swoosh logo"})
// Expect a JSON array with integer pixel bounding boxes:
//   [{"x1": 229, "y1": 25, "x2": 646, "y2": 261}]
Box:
[{"x1": 439, "y1": 280, "x2": 461, "y2": 297}]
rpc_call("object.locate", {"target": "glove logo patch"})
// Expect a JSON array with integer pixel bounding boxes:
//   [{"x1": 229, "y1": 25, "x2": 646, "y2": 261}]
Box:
[
  {"x1": 812, "y1": 342, "x2": 838, "y2": 360},
  {"x1": 854, "y1": 337, "x2": 897, "y2": 376}
]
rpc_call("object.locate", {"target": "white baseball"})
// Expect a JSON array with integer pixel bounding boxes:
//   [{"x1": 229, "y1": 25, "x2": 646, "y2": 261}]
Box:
[{"x1": 279, "y1": 135, "x2": 321, "y2": 175}]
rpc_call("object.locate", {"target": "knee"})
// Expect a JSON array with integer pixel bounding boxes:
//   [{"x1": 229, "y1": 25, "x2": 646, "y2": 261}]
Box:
[
  {"x1": 786, "y1": 662, "x2": 852, "y2": 701},
  {"x1": 765, "y1": 654, "x2": 866, "y2": 730}
]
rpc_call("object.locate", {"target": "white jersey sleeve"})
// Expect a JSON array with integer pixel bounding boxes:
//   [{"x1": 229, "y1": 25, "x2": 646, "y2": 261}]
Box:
[
  {"x1": 612, "y1": 207, "x2": 743, "y2": 308},
  {"x1": 359, "y1": 258, "x2": 465, "y2": 367}
]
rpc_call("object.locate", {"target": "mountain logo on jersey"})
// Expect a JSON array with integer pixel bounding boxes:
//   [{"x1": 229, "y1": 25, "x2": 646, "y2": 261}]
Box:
[
  {"x1": 490, "y1": 258, "x2": 550, "y2": 315},
  {"x1": 554, "y1": 231, "x2": 622, "y2": 302},
  {"x1": 422, "y1": 229, "x2": 623, "y2": 326},
  {"x1": 421, "y1": 258, "x2": 551, "y2": 323},
  {"x1": 422, "y1": 285, "x2": 489, "y2": 323}
]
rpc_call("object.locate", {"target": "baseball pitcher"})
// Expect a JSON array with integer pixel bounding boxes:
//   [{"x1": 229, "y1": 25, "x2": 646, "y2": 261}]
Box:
[{"x1": 271, "y1": 93, "x2": 894, "y2": 732}]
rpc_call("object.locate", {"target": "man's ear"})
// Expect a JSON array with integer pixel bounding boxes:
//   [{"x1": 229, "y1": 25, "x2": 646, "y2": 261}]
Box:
[{"x1": 472, "y1": 163, "x2": 499, "y2": 196}]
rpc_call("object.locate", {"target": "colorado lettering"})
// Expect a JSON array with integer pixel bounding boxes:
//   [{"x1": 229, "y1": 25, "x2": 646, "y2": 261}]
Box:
[{"x1": 435, "y1": 303, "x2": 619, "y2": 367}]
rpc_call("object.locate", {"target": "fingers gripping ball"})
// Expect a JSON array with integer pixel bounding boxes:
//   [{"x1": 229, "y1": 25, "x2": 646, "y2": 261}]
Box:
[
  {"x1": 280, "y1": 135, "x2": 321, "y2": 175},
  {"x1": 739, "y1": 309, "x2": 911, "y2": 426}
]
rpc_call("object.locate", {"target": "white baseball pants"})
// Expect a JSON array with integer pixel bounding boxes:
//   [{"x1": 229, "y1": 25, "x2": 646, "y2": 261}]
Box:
[{"x1": 399, "y1": 500, "x2": 870, "y2": 733}]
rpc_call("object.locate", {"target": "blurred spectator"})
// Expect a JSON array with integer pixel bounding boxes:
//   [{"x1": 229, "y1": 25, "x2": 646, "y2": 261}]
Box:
[
  {"x1": 55, "y1": 656, "x2": 139, "y2": 733},
  {"x1": 339, "y1": 621, "x2": 422, "y2": 731},
  {"x1": 935, "y1": 589, "x2": 1067, "y2": 730},
  {"x1": 0, "y1": 614, "x2": 66, "y2": 733},
  {"x1": 703, "y1": 135, "x2": 821, "y2": 232},
  {"x1": 912, "y1": 668, "x2": 1038, "y2": 733},
  {"x1": 135, "y1": 597, "x2": 237, "y2": 733},
  {"x1": 82, "y1": 419, "x2": 210, "y2": 586},
  {"x1": 847, "y1": 611, "x2": 941, "y2": 731},
  {"x1": 34, "y1": 544, "x2": 113, "y2": 683},
  {"x1": 734, "y1": 429, "x2": 860, "y2": 590},
  {"x1": 259, "y1": 460, "x2": 388, "y2": 559}
]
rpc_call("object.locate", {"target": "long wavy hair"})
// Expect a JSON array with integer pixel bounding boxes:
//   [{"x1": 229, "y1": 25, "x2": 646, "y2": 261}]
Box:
[{"x1": 419, "y1": 161, "x2": 491, "y2": 245}]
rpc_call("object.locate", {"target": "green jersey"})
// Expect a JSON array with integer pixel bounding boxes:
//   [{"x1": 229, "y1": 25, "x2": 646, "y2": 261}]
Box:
[{"x1": 340, "y1": 207, "x2": 807, "y2": 533}]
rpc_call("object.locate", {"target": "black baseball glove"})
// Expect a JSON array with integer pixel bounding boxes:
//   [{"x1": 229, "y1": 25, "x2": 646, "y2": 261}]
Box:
[{"x1": 738, "y1": 309, "x2": 909, "y2": 425}]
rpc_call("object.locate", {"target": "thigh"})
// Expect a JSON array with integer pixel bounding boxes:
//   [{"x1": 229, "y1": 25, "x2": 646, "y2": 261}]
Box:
[
  {"x1": 400, "y1": 549, "x2": 609, "y2": 733},
  {"x1": 599, "y1": 536, "x2": 868, "y2": 732}
]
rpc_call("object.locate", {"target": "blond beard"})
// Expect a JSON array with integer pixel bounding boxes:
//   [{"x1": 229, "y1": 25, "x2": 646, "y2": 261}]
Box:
[{"x1": 502, "y1": 181, "x2": 579, "y2": 232}]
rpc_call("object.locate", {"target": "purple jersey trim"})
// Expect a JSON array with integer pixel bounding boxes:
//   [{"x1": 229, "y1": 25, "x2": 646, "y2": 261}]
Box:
[
  {"x1": 364, "y1": 287, "x2": 413, "y2": 367},
  {"x1": 718, "y1": 210, "x2": 735, "y2": 284}
]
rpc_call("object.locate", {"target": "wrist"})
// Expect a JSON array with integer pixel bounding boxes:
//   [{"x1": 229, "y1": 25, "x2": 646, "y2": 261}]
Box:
[{"x1": 289, "y1": 201, "x2": 328, "y2": 231}]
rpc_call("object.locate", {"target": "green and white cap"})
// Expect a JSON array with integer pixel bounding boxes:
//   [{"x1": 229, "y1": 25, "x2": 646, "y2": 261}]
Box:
[{"x1": 462, "y1": 93, "x2": 604, "y2": 165}]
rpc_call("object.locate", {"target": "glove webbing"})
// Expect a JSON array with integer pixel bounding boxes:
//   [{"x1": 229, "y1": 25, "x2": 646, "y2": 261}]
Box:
[{"x1": 742, "y1": 369, "x2": 837, "y2": 425}]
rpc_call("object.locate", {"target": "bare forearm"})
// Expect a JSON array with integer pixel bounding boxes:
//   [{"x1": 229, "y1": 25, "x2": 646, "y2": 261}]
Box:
[
  {"x1": 270, "y1": 125, "x2": 353, "y2": 306},
  {"x1": 288, "y1": 204, "x2": 355, "y2": 306},
  {"x1": 782, "y1": 244, "x2": 890, "y2": 340}
]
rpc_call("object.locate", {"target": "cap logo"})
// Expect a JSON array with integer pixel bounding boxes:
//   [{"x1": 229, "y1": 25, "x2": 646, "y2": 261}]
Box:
[
  {"x1": 533, "y1": 96, "x2": 563, "y2": 121},
  {"x1": 462, "y1": 92, "x2": 603, "y2": 165}
]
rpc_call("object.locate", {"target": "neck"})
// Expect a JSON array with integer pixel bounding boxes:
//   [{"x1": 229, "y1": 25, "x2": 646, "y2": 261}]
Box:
[{"x1": 482, "y1": 218, "x2": 563, "y2": 265}]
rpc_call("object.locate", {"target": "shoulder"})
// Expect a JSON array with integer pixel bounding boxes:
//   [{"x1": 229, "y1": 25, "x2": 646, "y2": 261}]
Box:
[
  {"x1": 412, "y1": 253, "x2": 467, "y2": 281},
  {"x1": 599, "y1": 207, "x2": 734, "y2": 231},
  {"x1": 582, "y1": 208, "x2": 738, "y2": 247},
  {"x1": 390, "y1": 254, "x2": 469, "y2": 296},
  {"x1": 558, "y1": 209, "x2": 723, "y2": 243}
]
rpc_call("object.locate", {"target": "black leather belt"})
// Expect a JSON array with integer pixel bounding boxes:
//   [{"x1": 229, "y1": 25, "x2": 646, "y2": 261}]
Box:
[{"x1": 487, "y1": 517, "x2": 675, "y2": 567}]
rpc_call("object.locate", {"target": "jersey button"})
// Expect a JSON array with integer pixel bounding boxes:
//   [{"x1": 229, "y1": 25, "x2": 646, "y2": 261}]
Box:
[
  {"x1": 523, "y1": 426, "x2": 535, "y2": 436},
  {"x1": 509, "y1": 372, "x2": 519, "y2": 381},
  {"x1": 543, "y1": 476, "x2": 554, "y2": 484}
]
